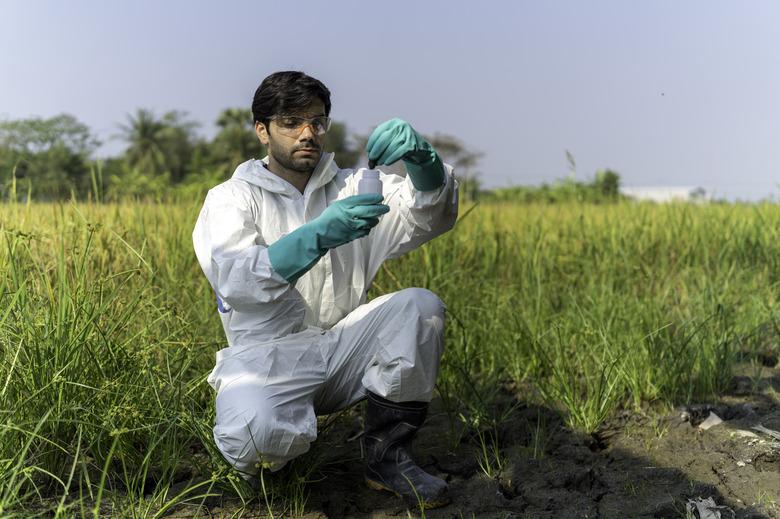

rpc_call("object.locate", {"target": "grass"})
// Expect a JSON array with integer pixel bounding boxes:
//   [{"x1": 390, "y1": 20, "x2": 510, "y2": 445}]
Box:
[{"x1": 1, "y1": 199, "x2": 780, "y2": 515}]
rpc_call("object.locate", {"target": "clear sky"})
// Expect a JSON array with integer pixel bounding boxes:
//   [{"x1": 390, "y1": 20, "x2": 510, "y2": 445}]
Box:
[{"x1": 2, "y1": 1, "x2": 779, "y2": 200}]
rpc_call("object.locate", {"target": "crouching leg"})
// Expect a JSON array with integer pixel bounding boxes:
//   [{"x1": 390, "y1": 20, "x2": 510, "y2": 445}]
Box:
[{"x1": 213, "y1": 379, "x2": 318, "y2": 477}]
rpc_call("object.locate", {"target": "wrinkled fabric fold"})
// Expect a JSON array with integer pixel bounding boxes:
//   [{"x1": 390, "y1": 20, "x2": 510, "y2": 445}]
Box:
[{"x1": 208, "y1": 288, "x2": 446, "y2": 476}]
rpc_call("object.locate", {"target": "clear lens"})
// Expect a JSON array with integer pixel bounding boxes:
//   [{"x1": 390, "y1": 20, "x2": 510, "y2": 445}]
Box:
[{"x1": 272, "y1": 116, "x2": 331, "y2": 136}]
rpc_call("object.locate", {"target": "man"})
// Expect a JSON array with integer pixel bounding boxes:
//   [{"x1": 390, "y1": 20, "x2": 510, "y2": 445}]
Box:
[{"x1": 192, "y1": 71, "x2": 459, "y2": 508}]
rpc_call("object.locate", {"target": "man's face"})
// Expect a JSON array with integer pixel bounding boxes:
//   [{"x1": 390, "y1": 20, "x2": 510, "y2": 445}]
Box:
[{"x1": 255, "y1": 99, "x2": 326, "y2": 174}]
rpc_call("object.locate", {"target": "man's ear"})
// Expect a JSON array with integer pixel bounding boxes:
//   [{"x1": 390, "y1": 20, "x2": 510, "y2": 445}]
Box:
[{"x1": 255, "y1": 121, "x2": 269, "y2": 146}]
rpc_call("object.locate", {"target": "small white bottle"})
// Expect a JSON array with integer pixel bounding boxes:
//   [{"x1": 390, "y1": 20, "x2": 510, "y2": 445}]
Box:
[{"x1": 357, "y1": 169, "x2": 383, "y2": 195}]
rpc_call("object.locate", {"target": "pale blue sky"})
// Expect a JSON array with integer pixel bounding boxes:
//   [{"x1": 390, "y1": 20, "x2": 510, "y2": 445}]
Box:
[{"x1": 2, "y1": 1, "x2": 779, "y2": 200}]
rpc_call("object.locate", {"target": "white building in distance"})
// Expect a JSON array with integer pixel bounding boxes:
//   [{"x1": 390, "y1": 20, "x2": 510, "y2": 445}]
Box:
[{"x1": 620, "y1": 186, "x2": 710, "y2": 203}]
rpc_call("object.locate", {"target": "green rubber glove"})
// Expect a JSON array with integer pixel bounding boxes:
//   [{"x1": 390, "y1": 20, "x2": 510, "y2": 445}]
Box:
[
  {"x1": 366, "y1": 118, "x2": 446, "y2": 192},
  {"x1": 268, "y1": 194, "x2": 389, "y2": 283}
]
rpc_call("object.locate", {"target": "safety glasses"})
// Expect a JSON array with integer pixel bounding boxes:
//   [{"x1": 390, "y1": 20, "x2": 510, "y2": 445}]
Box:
[{"x1": 269, "y1": 115, "x2": 332, "y2": 136}]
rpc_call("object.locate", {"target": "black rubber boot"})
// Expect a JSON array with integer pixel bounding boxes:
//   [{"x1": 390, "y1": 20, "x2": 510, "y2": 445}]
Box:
[{"x1": 363, "y1": 392, "x2": 450, "y2": 509}]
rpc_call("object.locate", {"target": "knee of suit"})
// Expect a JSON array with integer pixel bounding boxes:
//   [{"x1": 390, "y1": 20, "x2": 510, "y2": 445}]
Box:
[
  {"x1": 213, "y1": 393, "x2": 317, "y2": 475},
  {"x1": 362, "y1": 288, "x2": 447, "y2": 403},
  {"x1": 395, "y1": 287, "x2": 445, "y2": 324}
]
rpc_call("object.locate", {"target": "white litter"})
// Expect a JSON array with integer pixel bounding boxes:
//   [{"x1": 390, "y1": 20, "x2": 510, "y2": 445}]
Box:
[
  {"x1": 736, "y1": 461, "x2": 746, "y2": 467},
  {"x1": 698, "y1": 412, "x2": 723, "y2": 430},
  {"x1": 685, "y1": 497, "x2": 735, "y2": 519},
  {"x1": 752, "y1": 424, "x2": 780, "y2": 441},
  {"x1": 732, "y1": 429, "x2": 758, "y2": 439}
]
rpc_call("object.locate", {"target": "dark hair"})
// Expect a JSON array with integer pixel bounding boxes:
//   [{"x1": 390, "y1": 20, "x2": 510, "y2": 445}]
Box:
[{"x1": 251, "y1": 71, "x2": 331, "y2": 126}]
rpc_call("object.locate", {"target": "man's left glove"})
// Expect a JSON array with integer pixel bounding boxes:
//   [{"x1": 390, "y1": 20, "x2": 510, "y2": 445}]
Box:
[{"x1": 366, "y1": 118, "x2": 446, "y2": 192}]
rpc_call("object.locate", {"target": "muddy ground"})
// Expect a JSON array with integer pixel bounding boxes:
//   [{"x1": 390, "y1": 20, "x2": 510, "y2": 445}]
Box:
[{"x1": 172, "y1": 364, "x2": 780, "y2": 518}]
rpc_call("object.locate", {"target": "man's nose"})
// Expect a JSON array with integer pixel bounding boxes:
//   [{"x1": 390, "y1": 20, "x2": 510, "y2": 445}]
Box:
[
  {"x1": 299, "y1": 124, "x2": 316, "y2": 138},
  {"x1": 298, "y1": 126, "x2": 321, "y2": 146}
]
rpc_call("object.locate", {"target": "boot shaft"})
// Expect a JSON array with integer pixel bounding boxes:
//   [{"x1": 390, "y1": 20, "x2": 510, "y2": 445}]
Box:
[
  {"x1": 362, "y1": 392, "x2": 450, "y2": 508},
  {"x1": 363, "y1": 392, "x2": 428, "y2": 463}
]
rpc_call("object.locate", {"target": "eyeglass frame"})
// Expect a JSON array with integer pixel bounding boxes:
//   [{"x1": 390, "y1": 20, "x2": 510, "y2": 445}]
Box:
[{"x1": 267, "y1": 114, "x2": 332, "y2": 136}]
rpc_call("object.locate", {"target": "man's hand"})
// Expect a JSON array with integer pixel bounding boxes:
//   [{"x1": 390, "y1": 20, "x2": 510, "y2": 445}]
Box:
[
  {"x1": 367, "y1": 118, "x2": 433, "y2": 167},
  {"x1": 366, "y1": 119, "x2": 446, "y2": 192},
  {"x1": 268, "y1": 194, "x2": 389, "y2": 283},
  {"x1": 316, "y1": 194, "x2": 389, "y2": 249}
]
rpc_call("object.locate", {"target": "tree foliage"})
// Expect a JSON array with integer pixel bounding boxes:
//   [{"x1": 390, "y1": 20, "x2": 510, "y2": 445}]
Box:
[
  {"x1": 324, "y1": 121, "x2": 361, "y2": 168},
  {"x1": 117, "y1": 109, "x2": 199, "y2": 182},
  {"x1": 209, "y1": 108, "x2": 266, "y2": 175},
  {"x1": 0, "y1": 114, "x2": 99, "y2": 199},
  {"x1": 484, "y1": 170, "x2": 622, "y2": 204},
  {"x1": 427, "y1": 133, "x2": 483, "y2": 201},
  {"x1": 0, "y1": 110, "x2": 620, "y2": 204}
]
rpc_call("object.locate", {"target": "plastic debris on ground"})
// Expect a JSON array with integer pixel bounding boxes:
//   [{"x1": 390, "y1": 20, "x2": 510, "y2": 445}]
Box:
[
  {"x1": 685, "y1": 497, "x2": 735, "y2": 519},
  {"x1": 731, "y1": 429, "x2": 758, "y2": 439},
  {"x1": 697, "y1": 412, "x2": 723, "y2": 430},
  {"x1": 752, "y1": 424, "x2": 780, "y2": 441}
]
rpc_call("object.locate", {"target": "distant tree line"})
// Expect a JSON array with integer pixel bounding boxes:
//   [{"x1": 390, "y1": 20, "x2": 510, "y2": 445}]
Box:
[
  {"x1": 483, "y1": 169, "x2": 622, "y2": 204},
  {"x1": 0, "y1": 111, "x2": 486, "y2": 202},
  {"x1": 0, "y1": 111, "x2": 622, "y2": 203}
]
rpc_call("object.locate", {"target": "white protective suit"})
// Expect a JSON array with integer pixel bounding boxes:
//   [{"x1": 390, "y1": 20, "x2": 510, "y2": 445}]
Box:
[{"x1": 192, "y1": 152, "x2": 458, "y2": 474}]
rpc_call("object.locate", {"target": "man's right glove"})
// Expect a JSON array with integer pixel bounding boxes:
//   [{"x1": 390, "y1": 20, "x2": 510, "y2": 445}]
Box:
[{"x1": 268, "y1": 194, "x2": 389, "y2": 283}]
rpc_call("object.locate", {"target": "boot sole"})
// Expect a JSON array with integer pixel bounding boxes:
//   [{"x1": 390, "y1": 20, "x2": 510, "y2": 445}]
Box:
[{"x1": 364, "y1": 476, "x2": 451, "y2": 509}]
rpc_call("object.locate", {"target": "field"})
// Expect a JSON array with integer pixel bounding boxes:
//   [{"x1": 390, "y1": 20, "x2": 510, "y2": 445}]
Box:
[{"x1": 2, "y1": 199, "x2": 780, "y2": 518}]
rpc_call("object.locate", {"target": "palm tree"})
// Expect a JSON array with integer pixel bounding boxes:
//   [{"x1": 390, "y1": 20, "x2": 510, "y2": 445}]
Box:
[
  {"x1": 212, "y1": 108, "x2": 264, "y2": 168},
  {"x1": 216, "y1": 108, "x2": 251, "y2": 130},
  {"x1": 117, "y1": 109, "x2": 166, "y2": 176},
  {"x1": 118, "y1": 109, "x2": 198, "y2": 182}
]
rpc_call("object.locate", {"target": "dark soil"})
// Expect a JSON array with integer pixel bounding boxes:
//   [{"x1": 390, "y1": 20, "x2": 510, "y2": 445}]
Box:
[{"x1": 170, "y1": 364, "x2": 780, "y2": 518}]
